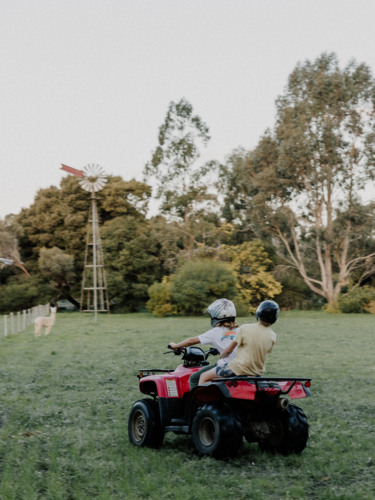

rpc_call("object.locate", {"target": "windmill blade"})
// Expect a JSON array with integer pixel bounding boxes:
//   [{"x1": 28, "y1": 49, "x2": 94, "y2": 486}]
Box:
[
  {"x1": 79, "y1": 179, "x2": 94, "y2": 192},
  {"x1": 61, "y1": 164, "x2": 84, "y2": 177},
  {"x1": 96, "y1": 179, "x2": 107, "y2": 188},
  {"x1": 94, "y1": 180, "x2": 106, "y2": 191},
  {"x1": 80, "y1": 163, "x2": 108, "y2": 192}
]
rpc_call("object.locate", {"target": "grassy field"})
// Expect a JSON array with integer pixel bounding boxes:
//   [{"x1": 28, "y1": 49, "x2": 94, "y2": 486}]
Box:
[{"x1": 0, "y1": 311, "x2": 374, "y2": 500}]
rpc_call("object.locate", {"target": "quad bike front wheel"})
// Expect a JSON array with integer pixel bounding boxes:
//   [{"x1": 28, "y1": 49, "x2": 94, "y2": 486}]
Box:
[
  {"x1": 192, "y1": 403, "x2": 242, "y2": 459},
  {"x1": 128, "y1": 399, "x2": 164, "y2": 449},
  {"x1": 258, "y1": 403, "x2": 309, "y2": 455}
]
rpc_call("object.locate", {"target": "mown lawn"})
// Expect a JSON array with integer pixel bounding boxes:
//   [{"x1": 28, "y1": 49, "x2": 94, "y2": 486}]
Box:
[{"x1": 0, "y1": 311, "x2": 374, "y2": 500}]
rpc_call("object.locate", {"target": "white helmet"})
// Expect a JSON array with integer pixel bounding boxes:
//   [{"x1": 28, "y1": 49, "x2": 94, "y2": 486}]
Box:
[{"x1": 205, "y1": 298, "x2": 237, "y2": 328}]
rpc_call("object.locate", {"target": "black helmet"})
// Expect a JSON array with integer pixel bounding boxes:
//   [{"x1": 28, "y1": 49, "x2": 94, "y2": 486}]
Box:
[{"x1": 256, "y1": 300, "x2": 280, "y2": 325}]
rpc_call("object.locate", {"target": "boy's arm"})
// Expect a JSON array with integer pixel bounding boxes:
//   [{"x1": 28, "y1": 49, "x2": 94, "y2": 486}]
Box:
[
  {"x1": 220, "y1": 340, "x2": 237, "y2": 359},
  {"x1": 169, "y1": 337, "x2": 200, "y2": 350}
]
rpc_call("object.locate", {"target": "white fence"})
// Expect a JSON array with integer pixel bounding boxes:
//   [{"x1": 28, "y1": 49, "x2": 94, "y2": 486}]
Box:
[{"x1": 1, "y1": 304, "x2": 50, "y2": 338}]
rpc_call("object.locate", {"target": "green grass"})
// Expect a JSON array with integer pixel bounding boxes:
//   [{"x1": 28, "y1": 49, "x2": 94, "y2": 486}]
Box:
[{"x1": 0, "y1": 311, "x2": 374, "y2": 500}]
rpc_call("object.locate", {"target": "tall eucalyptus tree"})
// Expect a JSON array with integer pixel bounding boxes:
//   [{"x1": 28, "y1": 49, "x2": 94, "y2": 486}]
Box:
[
  {"x1": 144, "y1": 98, "x2": 216, "y2": 251},
  {"x1": 220, "y1": 54, "x2": 375, "y2": 303}
]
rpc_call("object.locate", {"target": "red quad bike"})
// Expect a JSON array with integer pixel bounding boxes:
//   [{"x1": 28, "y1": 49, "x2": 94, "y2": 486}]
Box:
[{"x1": 128, "y1": 346, "x2": 311, "y2": 458}]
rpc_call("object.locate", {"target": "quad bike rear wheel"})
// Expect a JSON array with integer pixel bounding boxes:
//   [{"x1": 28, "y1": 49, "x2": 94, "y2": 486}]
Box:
[
  {"x1": 128, "y1": 399, "x2": 164, "y2": 449},
  {"x1": 192, "y1": 403, "x2": 242, "y2": 459},
  {"x1": 258, "y1": 403, "x2": 308, "y2": 455}
]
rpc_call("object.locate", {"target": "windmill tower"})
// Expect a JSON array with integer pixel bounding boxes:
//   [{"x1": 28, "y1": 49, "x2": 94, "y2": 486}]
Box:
[{"x1": 60, "y1": 163, "x2": 110, "y2": 321}]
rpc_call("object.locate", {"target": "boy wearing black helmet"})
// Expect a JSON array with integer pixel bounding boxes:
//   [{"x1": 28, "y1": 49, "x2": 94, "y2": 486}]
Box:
[{"x1": 199, "y1": 300, "x2": 279, "y2": 384}]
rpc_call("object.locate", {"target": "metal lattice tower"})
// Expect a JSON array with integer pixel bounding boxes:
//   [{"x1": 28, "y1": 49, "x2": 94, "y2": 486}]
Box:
[{"x1": 60, "y1": 163, "x2": 110, "y2": 321}]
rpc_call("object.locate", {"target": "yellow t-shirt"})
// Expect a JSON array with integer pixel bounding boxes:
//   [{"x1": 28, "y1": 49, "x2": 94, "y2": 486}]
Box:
[{"x1": 228, "y1": 323, "x2": 276, "y2": 376}]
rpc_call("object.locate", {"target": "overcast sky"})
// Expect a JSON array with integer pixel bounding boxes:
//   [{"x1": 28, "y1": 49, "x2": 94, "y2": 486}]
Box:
[{"x1": 1, "y1": 0, "x2": 375, "y2": 218}]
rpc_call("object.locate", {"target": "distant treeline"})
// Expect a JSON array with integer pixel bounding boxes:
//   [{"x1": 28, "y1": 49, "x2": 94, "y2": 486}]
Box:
[{"x1": 1, "y1": 53, "x2": 375, "y2": 315}]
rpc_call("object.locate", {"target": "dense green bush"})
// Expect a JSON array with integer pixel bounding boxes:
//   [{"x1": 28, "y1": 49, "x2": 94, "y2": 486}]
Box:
[
  {"x1": 170, "y1": 259, "x2": 241, "y2": 315},
  {"x1": 223, "y1": 240, "x2": 282, "y2": 313},
  {"x1": 0, "y1": 275, "x2": 54, "y2": 313},
  {"x1": 146, "y1": 259, "x2": 248, "y2": 317},
  {"x1": 146, "y1": 279, "x2": 177, "y2": 317},
  {"x1": 337, "y1": 287, "x2": 375, "y2": 313}
]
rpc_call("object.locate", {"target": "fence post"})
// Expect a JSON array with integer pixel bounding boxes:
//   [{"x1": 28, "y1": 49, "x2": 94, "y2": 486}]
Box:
[{"x1": 1, "y1": 304, "x2": 52, "y2": 339}]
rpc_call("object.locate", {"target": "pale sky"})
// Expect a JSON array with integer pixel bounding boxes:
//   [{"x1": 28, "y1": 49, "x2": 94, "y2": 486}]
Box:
[{"x1": 1, "y1": 0, "x2": 375, "y2": 218}]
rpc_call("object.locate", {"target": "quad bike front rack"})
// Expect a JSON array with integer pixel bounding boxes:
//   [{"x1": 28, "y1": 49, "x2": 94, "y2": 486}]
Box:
[{"x1": 138, "y1": 369, "x2": 175, "y2": 379}]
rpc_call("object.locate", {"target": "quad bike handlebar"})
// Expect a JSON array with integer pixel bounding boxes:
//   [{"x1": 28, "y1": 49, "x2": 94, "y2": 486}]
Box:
[
  {"x1": 165, "y1": 345, "x2": 185, "y2": 355},
  {"x1": 165, "y1": 345, "x2": 219, "y2": 360}
]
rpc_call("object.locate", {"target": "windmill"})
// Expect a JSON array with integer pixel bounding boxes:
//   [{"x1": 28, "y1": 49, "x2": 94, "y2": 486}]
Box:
[{"x1": 60, "y1": 163, "x2": 110, "y2": 321}]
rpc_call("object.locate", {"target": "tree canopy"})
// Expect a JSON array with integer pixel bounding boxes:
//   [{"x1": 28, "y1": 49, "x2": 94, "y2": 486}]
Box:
[
  {"x1": 38, "y1": 247, "x2": 77, "y2": 307},
  {"x1": 219, "y1": 53, "x2": 375, "y2": 303},
  {"x1": 17, "y1": 175, "x2": 151, "y2": 275},
  {"x1": 144, "y1": 98, "x2": 218, "y2": 252},
  {"x1": 101, "y1": 216, "x2": 164, "y2": 311},
  {"x1": 7, "y1": 174, "x2": 153, "y2": 310},
  {"x1": 0, "y1": 215, "x2": 29, "y2": 276},
  {"x1": 223, "y1": 241, "x2": 282, "y2": 313}
]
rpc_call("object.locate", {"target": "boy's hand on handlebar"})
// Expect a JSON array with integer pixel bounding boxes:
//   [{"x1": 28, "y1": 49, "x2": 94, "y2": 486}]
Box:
[{"x1": 169, "y1": 342, "x2": 178, "y2": 351}]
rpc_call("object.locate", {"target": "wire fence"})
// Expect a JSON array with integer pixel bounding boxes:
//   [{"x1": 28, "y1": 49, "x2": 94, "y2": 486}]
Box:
[{"x1": 1, "y1": 304, "x2": 50, "y2": 338}]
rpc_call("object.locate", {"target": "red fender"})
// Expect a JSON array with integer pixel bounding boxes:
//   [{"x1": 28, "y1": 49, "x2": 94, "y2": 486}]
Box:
[
  {"x1": 139, "y1": 364, "x2": 202, "y2": 398},
  {"x1": 224, "y1": 380, "x2": 308, "y2": 400}
]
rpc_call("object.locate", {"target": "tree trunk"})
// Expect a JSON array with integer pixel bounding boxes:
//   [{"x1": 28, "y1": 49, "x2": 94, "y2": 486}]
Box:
[
  {"x1": 62, "y1": 286, "x2": 80, "y2": 309},
  {"x1": 65, "y1": 294, "x2": 80, "y2": 309}
]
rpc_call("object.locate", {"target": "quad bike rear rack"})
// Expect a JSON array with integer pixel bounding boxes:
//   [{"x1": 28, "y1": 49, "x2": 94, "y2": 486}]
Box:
[{"x1": 215, "y1": 376, "x2": 312, "y2": 395}]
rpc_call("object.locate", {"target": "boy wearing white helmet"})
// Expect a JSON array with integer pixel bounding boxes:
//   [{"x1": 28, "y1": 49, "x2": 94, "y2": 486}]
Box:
[
  {"x1": 168, "y1": 298, "x2": 239, "y2": 390},
  {"x1": 199, "y1": 300, "x2": 279, "y2": 385}
]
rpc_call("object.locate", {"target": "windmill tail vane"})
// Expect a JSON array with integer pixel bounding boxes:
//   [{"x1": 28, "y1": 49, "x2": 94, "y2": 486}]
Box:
[
  {"x1": 60, "y1": 163, "x2": 110, "y2": 320},
  {"x1": 60, "y1": 164, "x2": 84, "y2": 177}
]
